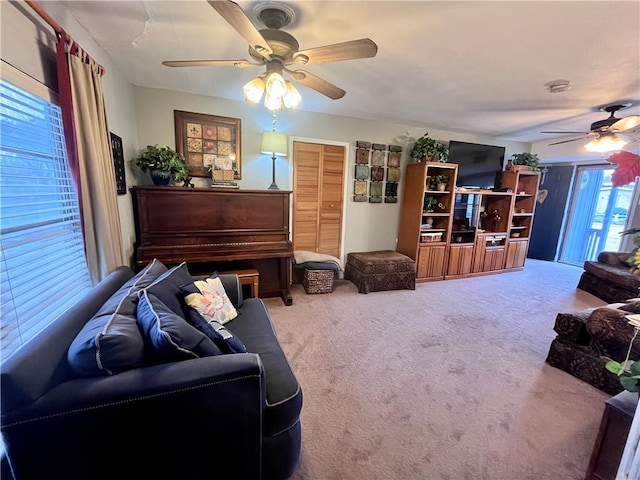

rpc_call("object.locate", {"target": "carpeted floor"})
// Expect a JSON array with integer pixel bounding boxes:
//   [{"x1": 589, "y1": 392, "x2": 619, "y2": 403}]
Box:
[{"x1": 263, "y1": 259, "x2": 611, "y2": 480}]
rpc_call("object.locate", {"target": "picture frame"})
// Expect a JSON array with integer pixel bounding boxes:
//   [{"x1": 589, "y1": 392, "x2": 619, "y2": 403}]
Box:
[
  {"x1": 174, "y1": 110, "x2": 241, "y2": 179},
  {"x1": 109, "y1": 132, "x2": 126, "y2": 195}
]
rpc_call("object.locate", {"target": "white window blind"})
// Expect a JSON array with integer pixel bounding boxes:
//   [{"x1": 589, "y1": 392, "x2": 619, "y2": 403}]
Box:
[{"x1": 1, "y1": 75, "x2": 91, "y2": 362}]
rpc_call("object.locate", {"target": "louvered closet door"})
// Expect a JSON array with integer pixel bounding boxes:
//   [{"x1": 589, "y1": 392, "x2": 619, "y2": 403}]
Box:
[{"x1": 293, "y1": 142, "x2": 345, "y2": 258}]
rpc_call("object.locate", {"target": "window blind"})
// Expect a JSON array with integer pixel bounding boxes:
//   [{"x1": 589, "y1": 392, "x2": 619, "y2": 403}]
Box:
[{"x1": 1, "y1": 77, "x2": 91, "y2": 362}]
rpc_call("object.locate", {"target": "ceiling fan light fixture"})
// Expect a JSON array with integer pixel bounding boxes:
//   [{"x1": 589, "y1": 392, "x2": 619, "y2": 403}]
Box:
[
  {"x1": 265, "y1": 71, "x2": 287, "y2": 98},
  {"x1": 264, "y1": 90, "x2": 284, "y2": 111},
  {"x1": 243, "y1": 76, "x2": 266, "y2": 103},
  {"x1": 283, "y1": 81, "x2": 301, "y2": 108},
  {"x1": 584, "y1": 134, "x2": 629, "y2": 153}
]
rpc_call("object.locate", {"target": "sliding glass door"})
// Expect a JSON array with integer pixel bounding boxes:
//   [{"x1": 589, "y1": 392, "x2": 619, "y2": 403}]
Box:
[{"x1": 559, "y1": 165, "x2": 636, "y2": 266}]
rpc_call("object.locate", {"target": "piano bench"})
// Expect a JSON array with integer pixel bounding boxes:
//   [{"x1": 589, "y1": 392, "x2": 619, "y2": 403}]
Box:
[{"x1": 219, "y1": 268, "x2": 259, "y2": 298}]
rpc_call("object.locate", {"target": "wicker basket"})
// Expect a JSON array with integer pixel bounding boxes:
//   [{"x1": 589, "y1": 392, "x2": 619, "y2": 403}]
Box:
[{"x1": 303, "y1": 269, "x2": 334, "y2": 294}]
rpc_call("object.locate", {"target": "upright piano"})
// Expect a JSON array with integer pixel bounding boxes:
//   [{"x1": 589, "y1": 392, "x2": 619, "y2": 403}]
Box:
[{"x1": 130, "y1": 186, "x2": 293, "y2": 305}]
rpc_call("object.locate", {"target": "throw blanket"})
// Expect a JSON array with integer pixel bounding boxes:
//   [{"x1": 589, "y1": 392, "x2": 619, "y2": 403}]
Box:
[{"x1": 293, "y1": 251, "x2": 344, "y2": 271}]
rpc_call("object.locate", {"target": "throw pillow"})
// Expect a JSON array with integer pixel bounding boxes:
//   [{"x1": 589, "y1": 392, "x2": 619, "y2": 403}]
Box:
[
  {"x1": 67, "y1": 259, "x2": 168, "y2": 376},
  {"x1": 137, "y1": 290, "x2": 223, "y2": 362},
  {"x1": 186, "y1": 309, "x2": 247, "y2": 354},
  {"x1": 144, "y1": 261, "x2": 193, "y2": 318},
  {"x1": 181, "y1": 275, "x2": 238, "y2": 325}
]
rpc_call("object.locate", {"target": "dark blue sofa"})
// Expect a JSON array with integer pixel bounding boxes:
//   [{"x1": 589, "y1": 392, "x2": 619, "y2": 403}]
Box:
[{"x1": 0, "y1": 265, "x2": 302, "y2": 480}]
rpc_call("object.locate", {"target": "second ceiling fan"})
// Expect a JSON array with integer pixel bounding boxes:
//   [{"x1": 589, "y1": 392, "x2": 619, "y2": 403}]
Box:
[
  {"x1": 162, "y1": 1, "x2": 378, "y2": 107},
  {"x1": 543, "y1": 103, "x2": 640, "y2": 151}
]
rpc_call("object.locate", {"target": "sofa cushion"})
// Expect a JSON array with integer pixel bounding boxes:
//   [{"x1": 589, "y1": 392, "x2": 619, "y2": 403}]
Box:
[
  {"x1": 67, "y1": 259, "x2": 167, "y2": 376},
  {"x1": 186, "y1": 310, "x2": 247, "y2": 354},
  {"x1": 137, "y1": 290, "x2": 222, "y2": 361},
  {"x1": 182, "y1": 275, "x2": 238, "y2": 325},
  {"x1": 225, "y1": 298, "x2": 302, "y2": 436}
]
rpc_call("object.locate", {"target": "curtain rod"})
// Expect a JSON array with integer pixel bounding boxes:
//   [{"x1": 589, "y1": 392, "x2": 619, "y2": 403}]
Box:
[{"x1": 24, "y1": 0, "x2": 106, "y2": 75}]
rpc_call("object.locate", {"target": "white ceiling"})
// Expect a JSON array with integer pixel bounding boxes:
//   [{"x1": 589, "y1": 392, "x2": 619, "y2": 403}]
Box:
[{"x1": 58, "y1": 0, "x2": 640, "y2": 146}]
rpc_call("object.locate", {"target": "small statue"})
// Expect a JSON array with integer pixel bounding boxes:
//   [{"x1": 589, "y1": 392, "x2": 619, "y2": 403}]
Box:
[{"x1": 182, "y1": 176, "x2": 195, "y2": 188}]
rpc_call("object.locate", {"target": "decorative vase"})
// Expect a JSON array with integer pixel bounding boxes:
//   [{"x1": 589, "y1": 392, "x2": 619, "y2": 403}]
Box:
[{"x1": 150, "y1": 169, "x2": 171, "y2": 185}]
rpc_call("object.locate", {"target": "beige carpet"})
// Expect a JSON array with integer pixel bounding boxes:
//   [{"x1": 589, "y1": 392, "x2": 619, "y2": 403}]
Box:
[{"x1": 263, "y1": 259, "x2": 611, "y2": 480}]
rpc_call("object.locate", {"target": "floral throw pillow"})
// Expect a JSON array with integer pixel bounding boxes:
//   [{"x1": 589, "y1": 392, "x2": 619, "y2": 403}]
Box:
[{"x1": 182, "y1": 276, "x2": 238, "y2": 325}]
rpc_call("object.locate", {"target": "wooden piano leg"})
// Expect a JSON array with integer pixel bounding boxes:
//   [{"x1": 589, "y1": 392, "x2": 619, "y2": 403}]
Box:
[{"x1": 281, "y1": 257, "x2": 293, "y2": 306}]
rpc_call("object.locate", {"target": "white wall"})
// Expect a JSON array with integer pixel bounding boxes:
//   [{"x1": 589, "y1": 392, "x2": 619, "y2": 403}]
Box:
[
  {"x1": 1, "y1": 0, "x2": 139, "y2": 265},
  {"x1": 133, "y1": 86, "x2": 529, "y2": 258}
]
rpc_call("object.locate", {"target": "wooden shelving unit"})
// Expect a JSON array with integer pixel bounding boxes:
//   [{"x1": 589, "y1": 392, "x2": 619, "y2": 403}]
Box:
[
  {"x1": 397, "y1": 163, "x2": 540, "y2": 281},
  {"x1": 397, "y1": 162, "x2": 458, "y2": 282}
]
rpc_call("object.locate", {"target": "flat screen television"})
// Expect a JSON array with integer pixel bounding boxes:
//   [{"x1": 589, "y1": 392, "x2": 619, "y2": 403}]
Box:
[{"x1": 448, "y1": 141, "x2": 505, "y2": 189}]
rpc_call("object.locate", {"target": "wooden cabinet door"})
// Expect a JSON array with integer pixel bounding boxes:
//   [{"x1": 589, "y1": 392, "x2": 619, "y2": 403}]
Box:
[
  {"x1": 484, "y1": 247, "x2": 505, "y2": 271},
  {"x1": 505, "y1": 239, "x2": 528, "y2": 269},
  {"x1": 293, "y1": 142, "x2": 345, "y2": 258},
  {"x1": 318, "y1": 145, "x2": 345, "y2": 258},
  {"x1": 417, "y1": 245, "x2": 447, "y2": 279},
  {"x1": 448, "y1": 244, "x2": 474, "y2": 276},
  {"x1": 293, "y1": 142, "x2": 321, "y2": 253}
]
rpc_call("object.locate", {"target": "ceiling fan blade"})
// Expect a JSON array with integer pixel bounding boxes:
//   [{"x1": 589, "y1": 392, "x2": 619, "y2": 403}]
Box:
[
  {"x1": 293, "y1": 39, "x2": 378, "y2": 65},
  {"x1": 207, "y1": 1, "x2": 272, "y2": 60},
  {"x1": 287, "y1": 69, "x2": 345, "y2": 100},
  {"x1": 540, "y1": 130, "x2": 589, "y2": 134},
  {"x1": 548, "y1": 137, "x2": 585, "y2": 146},
  {"x1": 162, "y1": 59, "x2": 258, "y2": 68},
  {"x1": 611, "y1": 115, "x2": 640, "y2": 132}
]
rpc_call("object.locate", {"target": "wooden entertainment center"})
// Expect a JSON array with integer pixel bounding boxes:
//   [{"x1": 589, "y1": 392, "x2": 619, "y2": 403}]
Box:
[{"x1": 397, "y1": 162, "x2": 540, "y2": 282}]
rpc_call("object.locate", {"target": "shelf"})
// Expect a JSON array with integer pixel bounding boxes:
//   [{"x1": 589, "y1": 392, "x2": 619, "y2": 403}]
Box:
[
  {"x1": 421, "y1": 228, "x2": 445, "y2": 232},
  {"x1": 453, "y1": 229, "x2": 475, "y2": 234},
  {"x1": 509, "y1": 226, "x2": 526, "y2": 230},
  {"x1": 424, "y1": 190, "x2": 451, "y2": 194},
  {"x1": 516, "y1": 193, "x2": 534, "y2": 197},
  {"x1": 512, "y1": 212, "x2": 533, "y2": 217},
  {"x1": 423, "y1": 212, "x2": 449, "y2": 216}
]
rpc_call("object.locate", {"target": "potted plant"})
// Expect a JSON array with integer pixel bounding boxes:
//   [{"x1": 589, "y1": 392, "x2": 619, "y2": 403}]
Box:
[
  {"x1": 410, "y1": 133, "x2": 449, "y2": 163},
  {"x1": 433, "y1": 174, "x2": 449, "y2": 191},
  {"x1": 423, "y1": 196, "x2": 437, "y2": 212},
  {"x1": 131, "y1": 144, "x2": 189, "y2": 185},
  {"x1": 509, "y1": 152, "x2": 540, "y2": 172}
]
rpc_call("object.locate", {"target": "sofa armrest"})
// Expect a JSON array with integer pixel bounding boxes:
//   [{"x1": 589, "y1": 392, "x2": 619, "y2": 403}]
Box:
[{"x1": 2, "y1": 354, "x2": 264, "y2": 480}]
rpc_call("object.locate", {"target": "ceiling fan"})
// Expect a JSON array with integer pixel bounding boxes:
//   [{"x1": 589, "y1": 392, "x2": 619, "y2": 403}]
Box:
[
  {"x1": 162, "y1": 1, "x2": 378, "y2": 106},
  {"x1": 542, "y1": 103, "x2": 640, "y2": 151}
]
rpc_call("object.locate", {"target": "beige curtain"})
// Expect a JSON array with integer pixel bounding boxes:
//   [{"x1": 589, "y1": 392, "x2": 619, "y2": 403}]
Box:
[{"x1": 68, "y1": 53, "x2": 125, "y2": 283}]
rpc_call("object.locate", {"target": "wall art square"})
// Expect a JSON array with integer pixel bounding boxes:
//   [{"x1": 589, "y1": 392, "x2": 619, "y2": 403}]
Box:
[
  {"x1": 371, "y1": 166, "x2": 385, "y2": 182},
  {"x1": 355, "y1": 164, "x2": 369, "y2": 179},
  {"x1": 387, "y1": 151, "x2": 401, "y2": 167},
  {"x1": 371, "y1": 150, "x2": 386, "y2": 166},
  {"x1": 356, "y1": 148, "x2": 370, "y2": 165},
  {"x1": 354, "y1": 180, "x2": 368, "y2": 196},
  {"x1": 174, "y1": 110, "x2": 241, "y2": 179},
  {"x1": 369, "y1": 181, "x2": 383, "y2": 197},
  {"x1": 387, "y1": 167, "x2": 401, "y2": 182}
]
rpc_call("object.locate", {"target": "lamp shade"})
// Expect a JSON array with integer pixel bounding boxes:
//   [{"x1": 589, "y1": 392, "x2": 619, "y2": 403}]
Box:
[{"x1": 260, "y1": 131, "x2": 288, "y2": 157}]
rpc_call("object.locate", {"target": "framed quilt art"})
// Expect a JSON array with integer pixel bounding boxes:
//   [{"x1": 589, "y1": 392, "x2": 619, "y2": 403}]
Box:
[{"x1": 174, "y1": 110, "x2": 242, "y2": 179}]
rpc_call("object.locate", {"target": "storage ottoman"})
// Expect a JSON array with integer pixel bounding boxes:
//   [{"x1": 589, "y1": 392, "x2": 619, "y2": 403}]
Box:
[{"x1": 344, "y1": 250, "x2": 416, "y2": 294}]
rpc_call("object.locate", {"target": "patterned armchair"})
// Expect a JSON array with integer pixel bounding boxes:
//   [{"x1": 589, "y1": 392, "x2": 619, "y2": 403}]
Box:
[{"x1": 546, "y1": 299, "x2": 640, "y2": 394}]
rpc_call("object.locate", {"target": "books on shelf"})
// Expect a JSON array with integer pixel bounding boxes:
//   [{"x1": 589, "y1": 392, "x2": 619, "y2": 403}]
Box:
[{"x1": 211, "y1": 180, "x2": 239, "y2": 189}]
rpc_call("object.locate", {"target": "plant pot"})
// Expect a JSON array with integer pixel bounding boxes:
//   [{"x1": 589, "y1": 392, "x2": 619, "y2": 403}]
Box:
[
  {"x1": 512, "y1": 165, "x2": 531, "y2": 172},
  {"x1": 437, "y1": 183, "x2": 446, "y2": 191},
  {"x1": 150, "y1": 169, "x2": 171, "y2": 185}
]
